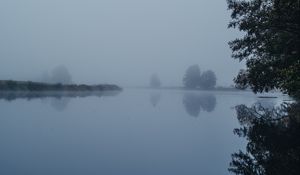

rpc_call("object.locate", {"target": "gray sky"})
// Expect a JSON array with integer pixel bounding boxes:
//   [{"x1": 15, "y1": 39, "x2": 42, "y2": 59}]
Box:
[{"x1": 0, "y1": 0, "x2": 243, "y2": 87}]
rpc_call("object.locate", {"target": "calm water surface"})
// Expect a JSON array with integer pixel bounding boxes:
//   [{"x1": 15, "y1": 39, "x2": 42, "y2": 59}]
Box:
[{"x1": 0, "y1": 89, "x2": 286, "y2": 175}]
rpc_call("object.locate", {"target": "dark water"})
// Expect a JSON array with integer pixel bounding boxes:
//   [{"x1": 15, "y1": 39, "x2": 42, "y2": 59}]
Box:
[{"x1": 0, "y1": 89, "x2": 289, "y2": 175}]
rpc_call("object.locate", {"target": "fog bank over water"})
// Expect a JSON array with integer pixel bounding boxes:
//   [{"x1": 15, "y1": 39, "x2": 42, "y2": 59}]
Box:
[{"x1": 0, "y1": 0, "x2": 243, "y2": 87}]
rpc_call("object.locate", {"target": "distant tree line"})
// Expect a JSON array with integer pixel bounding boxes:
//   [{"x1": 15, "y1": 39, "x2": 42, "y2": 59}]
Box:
[
  {"x1": 0, "y1": 80, "x2": 121, "y2": 91},
  {"x1": 183, "y1": 64, "x2": 217, "y2": 89}
]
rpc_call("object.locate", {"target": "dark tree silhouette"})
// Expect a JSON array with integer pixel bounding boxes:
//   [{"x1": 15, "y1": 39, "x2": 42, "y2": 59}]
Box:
[
  {"x1": 229, "y1": 102, "x2": 300, "y2": 175},
  {"x1": 227, "y1": 0, "x2": 300, "y2": 98},
  {"x1": 183, "y1": 65, "x2": 201, "y2": 88},
  {"x1": 150, "y1": 74, "x2": 161, "y2": 88},
  {"x1": 200, "y1": 70, "x2": 217, "y2": 89}
]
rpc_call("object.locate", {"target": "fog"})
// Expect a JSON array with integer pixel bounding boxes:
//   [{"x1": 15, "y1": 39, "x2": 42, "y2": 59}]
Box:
[{"x1": 0, "y1": 0, "x2": 243, "y2": 87}]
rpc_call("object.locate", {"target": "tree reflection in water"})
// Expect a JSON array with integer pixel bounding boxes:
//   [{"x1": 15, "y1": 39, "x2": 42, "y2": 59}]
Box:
[
  {"x1": 183, "y1": 93, "x2": 216, "y2": 117},
  {"x1": 149, "y1": 92, "x2": 161, "y2": 107},
  {"x1": 0, "y1": 91, "x2": 121, "y2": 111},
  {"x1": 50, "y1": 97, "x2": 71, "y2": 111},
  {"x1": 229, "y1": 102, "x2": 300, "y2": 175}
]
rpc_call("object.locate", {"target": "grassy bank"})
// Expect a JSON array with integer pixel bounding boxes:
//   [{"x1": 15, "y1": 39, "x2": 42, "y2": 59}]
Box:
[{"x1": 0, "y1": 80, "x2": 122, "y2": 92}]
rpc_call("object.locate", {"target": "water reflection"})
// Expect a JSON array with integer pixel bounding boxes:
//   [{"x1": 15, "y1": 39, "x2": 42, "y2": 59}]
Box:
[
  {"x1": 0, "y1": 91, "x2": 121, "y2": 101},
  {"x1": 182, "y1": 93, "x2": 216, "y2": 117},
  {"x1": 50, "y1": 97, "x2": 71, "y2": 111},
  {"x1": 254, "y1": 98, "x2": 277, "y2": 110},
  {"x1": 0, "y1": 91, "x2": 121, "y2": 111},
  {"x1": 229, "y1": 102, "x2": 300, "y2": 175},
  {"x1": 149, "y1": 92, "x2": 161, "y2": 107}
]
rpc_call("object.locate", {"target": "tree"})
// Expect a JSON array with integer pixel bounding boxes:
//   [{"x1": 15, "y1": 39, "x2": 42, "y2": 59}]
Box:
[
  {"x1": 227, "y1": 0, "x2": 300, "y2": 98},
  {"x1": 51, "y1": 65, "x2": 72, "y2": 84},
  {"x1": 199, "y1": 70, "x2": 217, "y2": 89},
  {"x1": 183, "y1": 64, "x2": 201, "y2": 88},
  {"x1": 150, "y1": 74, "x2": 161, "y2": 88}
]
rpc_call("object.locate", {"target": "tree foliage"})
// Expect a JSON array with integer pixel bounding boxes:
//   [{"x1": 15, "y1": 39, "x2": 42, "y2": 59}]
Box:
[
  {"x1": 200, "y1": 70, "x2": 217, "y2": 89},
  {"x1": 150, "y1": 74, "x2": 161, "y2": 88},
  {"x1": 227, "y1": 0, "x2": 300, "y2": 98},
  {"x1": 51, "y1": 65, "x2": 72, "y2": 84},
  {"x1": 183, "y1": 65, "x2": 201, "y2": 88},
  {"x1": 183, "y1": 65, "x2": 217, "y2": 89}
]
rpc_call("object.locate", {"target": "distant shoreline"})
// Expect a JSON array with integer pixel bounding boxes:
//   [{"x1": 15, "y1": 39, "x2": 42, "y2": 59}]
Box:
[
  {"x1": 129, "y1": 86, "x2": 243, "y2": 92},
  {"x1": 0, "y1": 80, "x2": 122, "y2": 92}
]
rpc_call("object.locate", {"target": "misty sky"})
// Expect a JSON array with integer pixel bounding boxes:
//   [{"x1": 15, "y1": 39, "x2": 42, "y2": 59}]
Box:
[{"x1": 0, "y1": 0, "x2": 243, "y2": 87}]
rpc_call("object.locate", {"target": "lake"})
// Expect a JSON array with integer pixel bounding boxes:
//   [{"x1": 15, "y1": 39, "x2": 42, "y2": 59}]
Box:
[{"x1": 0, "y1": 89, "x2": 287, "y2": 175}]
